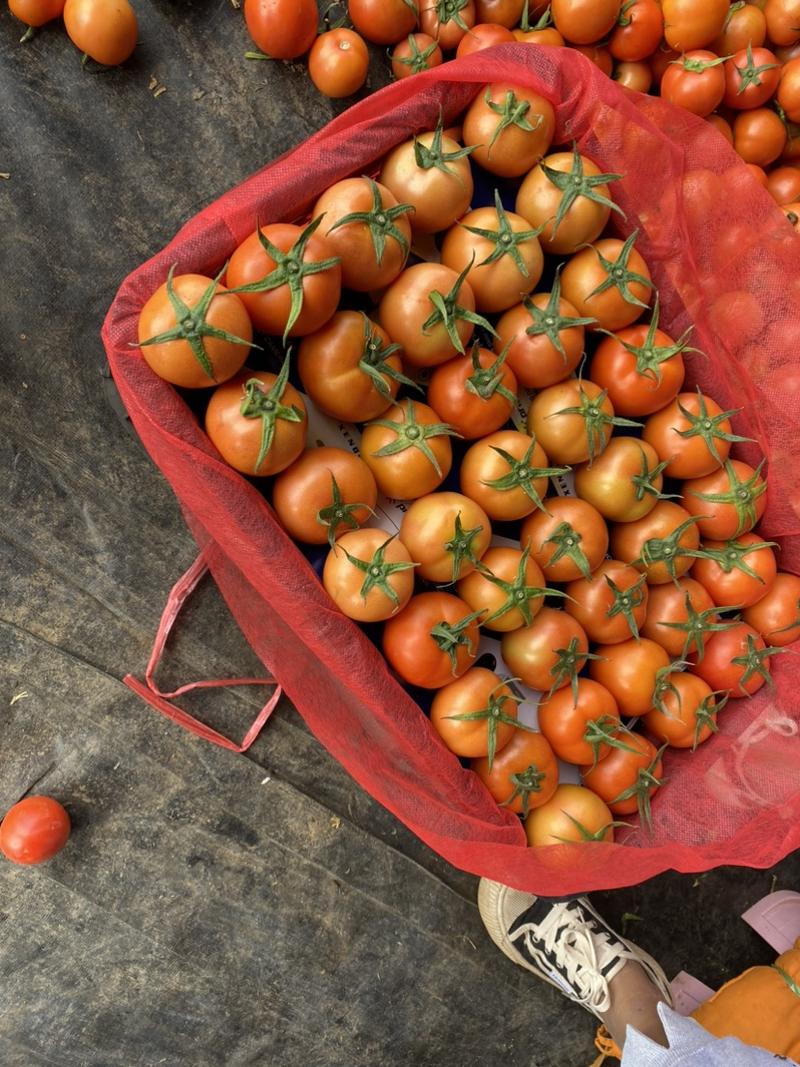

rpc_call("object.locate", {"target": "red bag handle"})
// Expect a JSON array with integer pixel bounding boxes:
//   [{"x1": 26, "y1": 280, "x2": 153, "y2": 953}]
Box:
[{"x1": 123, "y1": 551, "x2": 281, "y2": 753}]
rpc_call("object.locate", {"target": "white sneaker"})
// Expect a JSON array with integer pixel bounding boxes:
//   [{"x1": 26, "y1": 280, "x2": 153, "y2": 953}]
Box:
[{"x1": 477, "y1": 878, "x2": 673, "y2": 1018}]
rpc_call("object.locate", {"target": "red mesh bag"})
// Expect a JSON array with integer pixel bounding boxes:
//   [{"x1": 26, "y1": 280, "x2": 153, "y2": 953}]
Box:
[{"x1": 102, "y1": 47, "x2": 800, "y2": 895}]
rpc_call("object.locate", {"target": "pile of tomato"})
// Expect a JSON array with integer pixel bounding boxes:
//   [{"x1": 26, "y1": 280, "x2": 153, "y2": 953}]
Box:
[
  {"x1": 135, "y1": 78, "x2": 797, "y2": 850},
  {"x1": 240, "y1": 0, "x2": 800, "y2": 221}
]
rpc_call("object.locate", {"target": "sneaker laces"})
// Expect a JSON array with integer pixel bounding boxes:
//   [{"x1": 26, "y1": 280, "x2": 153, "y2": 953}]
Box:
[{"x1": 520, "y1": 905, "x2": 615, "y2": 1014}]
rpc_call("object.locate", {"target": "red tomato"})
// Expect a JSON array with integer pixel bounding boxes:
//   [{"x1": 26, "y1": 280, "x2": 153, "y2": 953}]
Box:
[
  {"x1": 501, "y1": 608, "x2": 589, "y2": 694},
  {"x1": 379, "y1": 262, "x2": 488, "y2": 368},
  {"x1": 383, "y1": 591, "x2": 482, "y2": 687},
  {"x1": 565, "y1": 559, "x2": 649, "y2": 644},
  {"x1": 683, "y1": 459, "x2": 768, "y2": 540},
  {"x1": 63, "y1": 0, "x2": 137, "y2": 64},
  {"x1": 610, "y1": 500, "x2": 703, "y2": 585},
  {"x1": 538, "y1": 678, "x2": 624, "y2": 766},
  {"x1": 581, "y1": 732, "x2": 664, "y2": 824},
  {"x1": 472, "y1": 731, "x2": 559, "y2": 815},
  {"x1": 723, "y1": 45, "x2": 781, "y2": 109},
  {"x1": 643, "y1": 673, "x2": 724, "y2": 749},
  {"x1": 205, "y1": 362, "x2": 307, "y2": 477},
  {"x1": 309, "y1": 29, "x2": 370, "y2": 98},
  {"x1": 137, "y1": 271, "x2": 253, "y2": 389},
  {"x1": 459, "y1": 430, "x2": 567, "y2": 522},
  {"x1": 456, "y1": 22, "x2": 515, "y2": 55},
  {"x1": 419, "y1": 0, "x2": 476, "y2": 48},
  {"x1": 660, "y1": 51, "x2": 728, "y2": 117},
  {"x1": 650, "y1": 45, "x2": 681, "y2": 85},
  {"x1": 693, "y1": 622, "x2": 782, "y2": 695},
  {"x1": 0, "y1": 796, "x2": 70, "y2": 865},
  {"x1": 494, "y1": 280, "x2": 592, "y2": 390},
  {"x1": 243, "y1": 0, "x2": 317, "y2": 59},
  {"x1": 399, "y1": 491, "x2": 492, "y2": 583},
  {"x1": 642, "y1": 390, "x2": 743, "y2": 479},
  {"x1": 713, "y1": 1, "x2": 766, "y2": 52},
  {"x1": 551, "y1": 0, "x2": 621, "y2": 44},
  {"x1": 462, "y1": 84, "x2": 556, "y2": 178},
  {"x1": 391, "y1": 32, "x2": 444, "y2": 78},
  {"x1": 662, "y1": 0, "x2": 729, "y2": 51},
  {"x1": 743, "y1": 571, "x2": 800, "y2": 645},
  {"x1": 226, "y1": 220, "x2": 341, "y2": 340},
  {"x1": 272, "y1": 446, "x2": 377, "y2": 546},
  {"x1": 439, "y1": 196, "x2": 545, "y2": 313},
  {"x1": 733, "y1": 109, "x2": 787, "y2": 166},
  {"x1": 9, "y1": 0, "x2": 64, "y2": 26},
  {"x1": 589, "y1": 638, "x2": 671, "y2": 717},
  {"x1": 361, "y1": 399, "x2": 456, "y2": 500},
  {"x1": 323, "y1": 528, "x2": 416, "y2": 621},
  {"x1": 707, "y1": 112, "x2": 735, "y2": 144},
  {"x1": 297, "y1": 311, "x2": 408, "y2": 422},
  {"x1": 609, "y1": 0, "x2": 663, "y2": 62},
  {"x1": 590, "y1": 298, "x2": 689, "y2": 417},
  {"x1": 520, "y1": 496, "x2": 609, "y2": 582},
  {"x1": 313, "y1": 178, "x2": 412, "y2": 292},
  {"x1": 457, "y1": 545, "x2": 547, "y2": 632},
  {"x1": 349, "y1": 0, "x2": 418, "y2": 44},
  {"x1": 641, "y1": 576, "x2": 723, "y2": 660},
  {"x1": 764, "y1": 0, "x2": 800, "y2": 47},
  {"x1": 475, "y1": 0, "x2": 525, "y2": 26},
  {"x1": 560, "y1": 235, "x2": 653, "y2": 332},
  {"x1": 427, "y1": 346, "x2": 518, "y2": 440},
  {"x1": 778, "y1": 57, "x2": 800, "y2": 121},
  {"x1": 431, "y1": 668, "x2": 521, "y2": 765},
  {"x1": 525, "y1": 784, "x2": 616, "y2": 845},
  {"x1": 572, "y1": 44, "x2": 614, "y2": 75},
  {"x1": 692, "y1": 533, "x2": 778, "y2": 608},
  {"x1": 573, "y1": 437, "x2": 666, "y2": 523},
  {"x1": 766, "y1": 164, "x2": 800, "y2": 203},
  {"x1": 614, "y1": 60, "x2": 653, "y2": 92}
]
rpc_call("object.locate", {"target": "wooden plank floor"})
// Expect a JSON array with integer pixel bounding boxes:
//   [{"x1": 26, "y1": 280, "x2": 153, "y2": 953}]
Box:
[{"x1": 1, "y1": 3, "x2": 798, "y2": 1064}]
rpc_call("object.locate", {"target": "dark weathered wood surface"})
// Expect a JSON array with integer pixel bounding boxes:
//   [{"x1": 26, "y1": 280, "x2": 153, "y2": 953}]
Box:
[{"x1": 0, "y1": 3, "x2": 797, "y2": 1065}]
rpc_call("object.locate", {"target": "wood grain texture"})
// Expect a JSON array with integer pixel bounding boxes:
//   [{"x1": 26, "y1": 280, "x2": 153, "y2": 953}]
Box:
[{"x1": 0, "y1": 2, "x2": 798, "y2": 1064}]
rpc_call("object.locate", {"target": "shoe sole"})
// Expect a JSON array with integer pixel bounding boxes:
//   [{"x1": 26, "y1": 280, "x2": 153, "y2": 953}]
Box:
[{"x1": 477, "y1": 879, "x2": 673, "y2": 1011}]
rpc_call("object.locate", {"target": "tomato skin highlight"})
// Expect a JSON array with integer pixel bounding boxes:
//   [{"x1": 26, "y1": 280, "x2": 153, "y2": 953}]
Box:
[
  {"x1": 743, "y1": 572, "x2": 800, "y2": 645},
  {"x1": 662, "y1": 0, "x2": 729, "y2": 52},
  {"x1": 472, "y1": 730, "x2": 559, "y2": 814},
  {"x1": 382, "y1": 591, "x2": 481, "y2": 688},
  {"x1": 525, "y1": 784, "x2": 615, "y2": 845},
  {"x1": 63, "y1": 0, "x2": 137, "y2": 65},
  {"x1": 272, "y1": 446, "x2": 377, "y2": 545},
  {"x1": 0, "y1": 796, "x2": 71, "y2": 865},
  {"x1": 243, "y1": 0, "x2": 318, "y2": 59}
]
